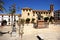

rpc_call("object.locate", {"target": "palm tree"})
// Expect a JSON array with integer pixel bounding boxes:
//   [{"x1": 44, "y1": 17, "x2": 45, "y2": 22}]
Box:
[
  {"x1": 9, "y1": 4, "x2": 16, "y2": 36},
  {"x1": 0, "y1": 0, "x2": 6, "y2": 35},
  {"x1": 18, "y1": 18, "x2": 25, "y2": 37},
  {"x1": 9, "y1": 4, "x2": 16, "y2": 25},
  {"x1": 0, "y1": 0, "x2": 4, "y2": 21},
  {"x1": 20, "y1": 19, "x2": 24, "y2": 39},
  {"x1": 20, "y1": 19, "x2": 25, "y2": 26},
  {"x1": 0, "y1": 0, "x2": 5, "y2": 12},
  {"x1": 49, "y1": 16, "x2": 54, "y2": 23},
  {"x1": 0, "y1": 0, "x2": 6, "y2": 25},
  {"x1": 17, "y1": 15, "x2": 22, "y2": 37}
]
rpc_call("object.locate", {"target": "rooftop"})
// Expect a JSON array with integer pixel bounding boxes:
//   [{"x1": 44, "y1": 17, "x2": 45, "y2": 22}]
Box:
[
  {"x1": 33, "y1": 10, "x2": 49, "y2": 12},
  {"x1": 22, "y1": 7, "x2": 32, "y2": 10}
]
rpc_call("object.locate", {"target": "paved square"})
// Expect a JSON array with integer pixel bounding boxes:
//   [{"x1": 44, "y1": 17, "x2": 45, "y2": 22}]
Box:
[{"x1": 0, "y1": 24, "x2": 60, "y2": 40}]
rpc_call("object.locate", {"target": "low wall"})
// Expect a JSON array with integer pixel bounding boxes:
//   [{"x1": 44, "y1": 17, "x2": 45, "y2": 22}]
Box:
[{"x1": 37, "y1": 20, "x2": 48, "y2": 28}]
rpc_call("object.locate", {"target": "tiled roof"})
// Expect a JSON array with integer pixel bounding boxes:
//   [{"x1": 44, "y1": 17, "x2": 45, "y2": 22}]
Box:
[
  {"x1": 0, "y1": 14, "x2": 21, "y2": 16},
  {"x1": 33, "y1": 10, "x2": 49, "y2": 12},
  {"x1": 21, "y1": 7, "x2": 32, "y2": 10},
  {"x1": 55, "y1": 10, "x2": 60, "y2": 12}
]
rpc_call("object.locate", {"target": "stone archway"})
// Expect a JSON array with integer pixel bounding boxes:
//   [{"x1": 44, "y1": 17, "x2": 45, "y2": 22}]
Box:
[{"x1": 1, "y1": 20, "x2": 7, "y2": 26}]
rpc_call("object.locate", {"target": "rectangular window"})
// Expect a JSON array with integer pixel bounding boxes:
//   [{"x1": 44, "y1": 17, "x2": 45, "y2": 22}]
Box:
[
  {"x1": 46, "y1": 12, "x2": 48, "y2": 14},
  {"x1": 39, "y1": 12, "x2": 40, "y2": 14},
  {"x1": 33, "y1": 13, "x2": 35, "y2": 16},
  {"x1": 33, "y1": 11, "x2": 35, "y2": 13},
  {"x1": 49, "y1": 12, "x2": 50, "y2": 14},
  {"x1": 36, "y1": 12, "x2": 37, "y2": 14}
]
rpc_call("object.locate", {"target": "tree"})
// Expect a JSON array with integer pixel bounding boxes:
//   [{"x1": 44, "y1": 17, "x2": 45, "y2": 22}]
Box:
[
  {"x1": 49, "y1": 16, "x2": 54, "y2": 23},
  {"x1": 9, "y1": 4, "x2": 16, "y2": 36},
  {"x1": 0, "y1": 0, "x2": 5, "y2": 12},
  {"x1": 31, "y1": 18, "x2": 35, "y2": 23},
  {"x1": 0, "y1": 0, "x2": 5, "y2": 23},
  {"x1": 44, "y1": 17, "x2": 49, "y2": 22},
  {"x1": 26, "y1": 18, "x2": 30, "y2": 23},
  {"x1": 20, "y1": 19, "x2": 25, "y2": 26},
  {"x1": 17, "y1": 18, "x2": 24, "y2": 38},
  {"x1": 9, "y1": 4, "x2": 16, "y2": 25},
  {"x1": 0, "y1": 0, "x2": 6, "y2": 33}
]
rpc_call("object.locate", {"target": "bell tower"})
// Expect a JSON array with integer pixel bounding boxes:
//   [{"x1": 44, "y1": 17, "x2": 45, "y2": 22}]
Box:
[
  {"x1": 50, "y1": 4, "x2": 54, "y2": 12},
  {"x1": 50, "y1": 4, "x2": 54, "y2": 17}
]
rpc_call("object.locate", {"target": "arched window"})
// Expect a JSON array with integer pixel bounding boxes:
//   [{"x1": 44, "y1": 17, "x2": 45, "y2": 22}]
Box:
[
  {"x1": 23, "y1": 9, "x2": 25, "y2": 11},
  {"x1": 49, "y1": 12, "x2": 50, "y2": 14},
  {"x1": 41, "y1": 12, "x2": 42, "y2": 14},
  {"x1": 36, "y1": 12, "x2": 37, "y2": 14},
  {"x1": 46, "y1": 12, "x2": 48, "y2": 14},
  {"x1": 29, "y1": 9, "x2": 31, "y2": 12},
  {"x1": 39, "y1": 12, "x2": 40, "y2": 14},
  {"x1": 28, "y1": 13, "x2": 30, "y2": 16},
  {"x1": 44, "y1": 12, "x2": 45, "y2": 14},
  {"x1": 26, "y1": 9, "x2": 28, "y2": 11}
]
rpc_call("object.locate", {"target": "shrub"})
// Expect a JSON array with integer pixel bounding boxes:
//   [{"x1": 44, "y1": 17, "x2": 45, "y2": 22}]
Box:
[
  {"x1": 49, "y1": 16, "x2": 54, "y2": 22},
  {"x1": 44, "y1": 17, "x2": 49, "y2": 22},
  {"x1": 31, "y1": 18, "x2": 35, "y2": 23},
  {"x1": 20, "y1": 19, "x2": 25, "y2": 26}
]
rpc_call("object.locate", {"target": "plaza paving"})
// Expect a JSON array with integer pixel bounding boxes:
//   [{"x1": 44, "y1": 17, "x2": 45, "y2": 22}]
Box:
[{"x1": 0, "y1": 23, "x2": 60, "y2": 40}]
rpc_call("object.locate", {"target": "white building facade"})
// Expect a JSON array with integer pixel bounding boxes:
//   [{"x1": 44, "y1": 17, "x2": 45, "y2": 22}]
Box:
[{"x1": 0, "y1": 14, "x2": 21, "y2": 26}]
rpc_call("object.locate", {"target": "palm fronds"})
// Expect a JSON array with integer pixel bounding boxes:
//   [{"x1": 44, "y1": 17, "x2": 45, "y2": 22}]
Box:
[{"x1": 0, "y1": 0, "x2": 5, "y2": 12}]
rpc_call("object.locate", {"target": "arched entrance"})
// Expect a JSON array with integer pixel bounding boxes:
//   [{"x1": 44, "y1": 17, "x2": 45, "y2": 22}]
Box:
[{"x1": 1, "y1": 20, "x2": 7, "y2": 26}]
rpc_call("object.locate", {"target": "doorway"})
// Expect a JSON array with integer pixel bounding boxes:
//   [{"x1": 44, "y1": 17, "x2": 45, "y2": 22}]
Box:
[{"x1": 1, "y1": 20, "x2": 7, "y2": 26}]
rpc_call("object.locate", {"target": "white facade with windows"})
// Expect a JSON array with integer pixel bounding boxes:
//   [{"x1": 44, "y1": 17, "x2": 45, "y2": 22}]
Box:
[{"x1": 0, "y1": 14, "x2": 20, "y2": 26}]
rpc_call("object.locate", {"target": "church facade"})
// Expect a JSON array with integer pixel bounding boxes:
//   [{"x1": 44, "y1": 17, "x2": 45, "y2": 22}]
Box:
[{"x1": 21, "y1": 4, "x2": 54, "y2": 23}]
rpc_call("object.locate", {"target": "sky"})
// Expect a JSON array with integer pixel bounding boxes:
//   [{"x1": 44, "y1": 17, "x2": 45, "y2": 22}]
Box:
[{"x1": 2, "y1": 0, "x2": 60, "y2": 14}]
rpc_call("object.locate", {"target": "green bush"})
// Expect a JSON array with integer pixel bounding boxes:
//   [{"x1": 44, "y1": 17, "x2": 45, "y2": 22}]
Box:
[
  {"x1": 21, "y1": 19, "x2": 25, "y2": 24},
  {"x1": 31, "y1": 18, "x2": 35, "y2": 23},
  {"x1": 44, "y1": 17, "x2": 49, "y2": 22},
  {"x1": 49, "y1": 16, "x2": 54, "y2": 22}
]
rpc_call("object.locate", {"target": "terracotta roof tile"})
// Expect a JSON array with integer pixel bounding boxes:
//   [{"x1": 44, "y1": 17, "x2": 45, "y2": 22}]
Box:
[{"x1": 22, "y1": 7, "x2": 32, "y2": 10}]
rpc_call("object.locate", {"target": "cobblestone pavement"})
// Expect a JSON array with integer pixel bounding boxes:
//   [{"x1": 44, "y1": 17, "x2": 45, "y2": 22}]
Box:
[{"x1": 0, "y1": 24, "x2": 60, "y2": 40}]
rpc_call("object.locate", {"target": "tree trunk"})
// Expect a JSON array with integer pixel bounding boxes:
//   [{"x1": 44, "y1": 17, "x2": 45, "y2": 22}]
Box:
[{"x1": 11, "y1": 14, "x2": 13, "y2": 36}]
